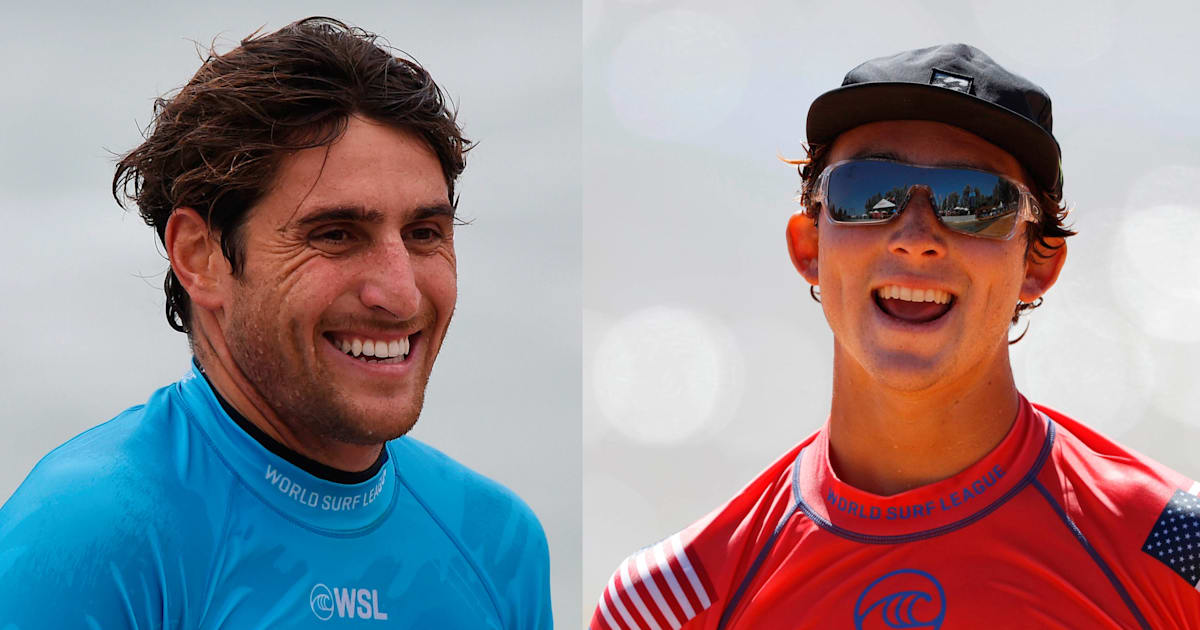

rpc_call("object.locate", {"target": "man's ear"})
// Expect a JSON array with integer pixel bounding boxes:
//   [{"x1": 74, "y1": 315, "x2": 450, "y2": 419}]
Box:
[
  {"x1": 786, "y1": 210, "x2": 820, "y2": 285},
  {"x1": 164, "y1": 207, "x2": 232, "y2": 312},
  {"x1": 1020, "y1": 237, "x2": 1067, "y2": 302}
]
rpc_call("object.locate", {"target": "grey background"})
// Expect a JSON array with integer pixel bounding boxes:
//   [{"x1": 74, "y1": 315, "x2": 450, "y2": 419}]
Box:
[
  {"x1": 583, "y1": 0, "x2": 1200, "y2": 626},
  {"x1": 0, "y1": 2, "x2": 580, "y2": 625}
]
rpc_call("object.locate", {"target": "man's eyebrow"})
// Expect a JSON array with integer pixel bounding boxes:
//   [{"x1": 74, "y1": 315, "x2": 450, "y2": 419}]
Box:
[
  {"x1": 850, "y1": 151, "x2": 988, "y2": 171},
  {"x1": 412, "y1": 203, "x2": 456, "y2": 220},
  {"x1": 293, "y1": 205, "x2": 385, "y2": 228},
  {"x1": 292, "y1": 203, "x2": 455, "y2": 228}
]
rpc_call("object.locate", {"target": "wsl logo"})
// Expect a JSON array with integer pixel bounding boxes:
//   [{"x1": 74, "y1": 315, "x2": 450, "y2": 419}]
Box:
[
  {"x1": 310, "y1": 584, "x2": 335, "y2": 621},
  {"x1": 853, "y1": 569, "x2": 946, "y2": 630},
  {"x1": 309, "y1": 583, "x2": 389, "y2": 621}
]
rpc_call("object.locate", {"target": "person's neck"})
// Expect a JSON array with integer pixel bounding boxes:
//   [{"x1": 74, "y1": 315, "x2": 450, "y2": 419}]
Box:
[
  {"x1": 826, "y1": 343, "x2": 1020, "y2": 496},
  {"x1": 190, "y1": 310, "x2": 384, "y2": 474}
]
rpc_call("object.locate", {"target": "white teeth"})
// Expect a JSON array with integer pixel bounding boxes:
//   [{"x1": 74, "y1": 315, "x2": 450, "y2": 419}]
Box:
[
  {"x1": 876, "y1": 285, "x2": 951, "y2": 304},
  {"x1": 336, "y1": 336, "x2": 411, "y2": 359}
]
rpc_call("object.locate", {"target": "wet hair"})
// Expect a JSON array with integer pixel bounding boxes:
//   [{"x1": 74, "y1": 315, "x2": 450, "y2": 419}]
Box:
[
  {"x1": 113, "y1": 17, "x2": 470, "y2": 334},
  {"x1": 785, "y1": 140, "x2": 1075, "y2": 332}
]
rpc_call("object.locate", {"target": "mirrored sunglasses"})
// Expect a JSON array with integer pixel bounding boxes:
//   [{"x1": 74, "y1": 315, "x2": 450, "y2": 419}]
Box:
[{"x1": 811, "y1": 159, "x2": 1041, "y2": 240}]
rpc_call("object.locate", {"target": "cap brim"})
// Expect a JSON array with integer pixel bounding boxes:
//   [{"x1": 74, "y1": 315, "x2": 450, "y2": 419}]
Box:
[{"x1": 807, "y1": 82, "x2": 1061, "y2": 196}]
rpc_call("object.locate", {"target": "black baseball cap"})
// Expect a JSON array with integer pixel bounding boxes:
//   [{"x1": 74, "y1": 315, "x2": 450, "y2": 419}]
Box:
[{"x1": 806, "y1": 43, "x2": 1063, "y2": 199}]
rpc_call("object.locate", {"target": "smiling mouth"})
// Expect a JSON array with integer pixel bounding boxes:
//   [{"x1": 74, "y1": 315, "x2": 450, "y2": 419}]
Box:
[
  {"x1": 325, "y1": 333, "x2": 418, "y2": 363},
  {"x1": 873, "y1": 285, "x2": 955, "y2": 324}
]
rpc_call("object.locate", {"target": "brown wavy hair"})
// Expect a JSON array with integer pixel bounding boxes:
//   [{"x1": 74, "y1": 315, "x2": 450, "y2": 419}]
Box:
[
  {"x1": 113, "y1": 17, "x2": 470, "y2": 334},
  {"x1": 785, "y1": 142, "x2": 1075, "y2": 331}
]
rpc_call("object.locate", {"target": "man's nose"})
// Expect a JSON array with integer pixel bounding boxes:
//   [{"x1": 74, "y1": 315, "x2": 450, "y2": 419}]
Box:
[
  {"x1": 358, "y1": 238, "x2": 421, "y2": 320},
  {"x1": 889, "y1": 186, "x2": 947, "y2": 259}
]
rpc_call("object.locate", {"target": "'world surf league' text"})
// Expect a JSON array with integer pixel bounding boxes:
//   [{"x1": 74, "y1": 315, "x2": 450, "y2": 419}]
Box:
[
  {"x1": 264, "y1": 464, "x2": 388, "y2": 512},
  {"x1": 825, "y1": 465, "x2": 1005, "y2": 520}
]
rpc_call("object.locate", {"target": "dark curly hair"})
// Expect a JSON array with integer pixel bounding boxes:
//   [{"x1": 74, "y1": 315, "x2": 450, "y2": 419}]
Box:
[
  {"x1": 786, "y1": 141, "x2": 1075, "y2": 331},
  {"x1": 113, "y1": 17, "x2": 470, "y2": 334}
]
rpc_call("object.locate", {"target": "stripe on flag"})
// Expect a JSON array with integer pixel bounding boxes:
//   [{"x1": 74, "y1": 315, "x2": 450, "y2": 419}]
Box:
[
  {"x1": 636, "y1": 549, "x2": 681, "y2": 629},
  {"x1": 670, "y1": 534, "x2": 713, "y2": 609},
  {"x1": 596, "y1": 575, "x2": 625, "y2": 630},
  {"x1": 592, "y1": 535, "x2": 715, "y2": 630},
  {"x1": 606, "y1": 569, "x2": 638, "y2": 630},
  {"x1": 620, "y1": 557, "x2": 658, "y2": 628},
  {"x1": 654, "y1": 541, "x2": 694, "y2": 619}
]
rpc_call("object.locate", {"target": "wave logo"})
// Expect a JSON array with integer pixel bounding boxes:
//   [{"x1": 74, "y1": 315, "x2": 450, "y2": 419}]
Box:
[
  {"x1": 310, "y1": 583, "x2": 335, "y2": 621},
  {"x1": 853, "y1": 568, "x2": 946, "y2": 630},
  {"x1": 308, "y1": 583, "x2": 390, "y2": 621}
]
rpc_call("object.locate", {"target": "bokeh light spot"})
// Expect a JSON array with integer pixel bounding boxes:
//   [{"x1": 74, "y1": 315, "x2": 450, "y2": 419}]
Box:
[
  {"x1": 1110, "y1": 203, "x2": 1200, "y2": 342},
  {"x1": 593, "y1": 306, "x2": 743, "y2": 444}
]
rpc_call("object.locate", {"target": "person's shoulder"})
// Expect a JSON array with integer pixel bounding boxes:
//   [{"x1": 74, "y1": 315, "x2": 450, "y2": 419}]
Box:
[
  {"x1": 389, "y1": 436, "x2": 551, "y2": 627},
  {"x1": 7, "y1": 396, "x2": 169, "y2": 513},
  {"x1": 675, "y1": 433, "x2": 813, "y2": 557},
  {"x1": 589, "y1": 434, "x2": 815, "y2": 630},
  {"x1": 6, "y1": 380, "x2": 200, "y2": 509},
  {"x1": 1, "y1": 375, "x2": 220, "y2": 530},
  {"x1": 0, "y1": 381, "x2": 211, "y2": 627},
  {"x1": 390, "y1": 435, "x2": 545, "y2": 536},
  {"x1": 1036, "y1": 402, "x2": 1194, "y2": 507},
  {"x1": 1035, "y1": 401, "x2": 1200, "y2": 622}
]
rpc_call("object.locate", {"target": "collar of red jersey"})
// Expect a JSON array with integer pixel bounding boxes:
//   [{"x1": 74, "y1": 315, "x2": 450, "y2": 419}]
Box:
[{"x1": 792, "y1": 397, "x2": 1055, "y2": 542}]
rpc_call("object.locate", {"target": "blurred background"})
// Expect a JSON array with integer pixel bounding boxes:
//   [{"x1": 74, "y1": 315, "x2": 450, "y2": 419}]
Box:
[
  {"x1": 583, "y1": 0, "x2": 1200, "y2": 624},
  {"x1": 0, "y1": 1, "x2": 580, "y2": 624}
]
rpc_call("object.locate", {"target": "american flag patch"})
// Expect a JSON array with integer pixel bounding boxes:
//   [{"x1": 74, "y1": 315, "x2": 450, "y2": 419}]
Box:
[
  {"x1": 593, "y1": 533, "x2": 715, "y2": 630},
  {"x1": 1142, "y1": 484, "x2": 1200, "y2": 588}
]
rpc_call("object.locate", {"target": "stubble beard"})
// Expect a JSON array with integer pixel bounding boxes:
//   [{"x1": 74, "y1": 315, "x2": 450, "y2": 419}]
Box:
[{"x1": 224, "y1": 299, "x2": 427, "y2": 448}]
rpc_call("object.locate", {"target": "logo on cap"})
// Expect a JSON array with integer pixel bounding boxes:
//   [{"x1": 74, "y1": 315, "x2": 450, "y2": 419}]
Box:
[{"x1": 929, "y1": 69, "x2": 973, "y2": 94}]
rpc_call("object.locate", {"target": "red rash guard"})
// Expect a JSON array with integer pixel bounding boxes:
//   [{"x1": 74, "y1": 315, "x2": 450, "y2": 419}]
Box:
[{"x1": 591, "y1": 397, "x2": 1200, "y2": 629}]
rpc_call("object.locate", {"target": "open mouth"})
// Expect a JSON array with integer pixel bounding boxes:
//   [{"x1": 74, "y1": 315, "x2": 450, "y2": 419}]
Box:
[
  {"x1": 873, "y1": 285, "x2": 955, "y2": 324},
  {"x1": 324, "y1": 332, "x2": 418, "y2": 364}
]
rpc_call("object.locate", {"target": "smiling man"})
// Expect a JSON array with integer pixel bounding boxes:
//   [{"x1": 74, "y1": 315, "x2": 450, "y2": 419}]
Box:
[
  {"x1": 0, "y1": 18, "x2": 550, "y2": 628},
  {"x1": 590, "y1": 44, "x2": 1199, "y2": 629}
]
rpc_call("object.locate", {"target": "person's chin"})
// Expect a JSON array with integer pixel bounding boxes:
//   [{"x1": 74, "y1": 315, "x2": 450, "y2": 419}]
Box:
[
  {"x1": 863, "y1": 355, "x2": 952, "y2": 393},
  {"x1": 322, "y1": 402, "x2": 422, "y2": 444}
]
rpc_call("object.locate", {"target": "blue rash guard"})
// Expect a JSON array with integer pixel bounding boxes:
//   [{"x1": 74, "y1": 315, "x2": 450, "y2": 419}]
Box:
[{"x1": 0, "y1": 365, "x2": 552, "y2": 629}]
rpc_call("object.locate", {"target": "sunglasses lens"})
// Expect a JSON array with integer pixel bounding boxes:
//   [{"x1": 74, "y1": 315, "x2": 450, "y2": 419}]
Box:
[{"x1": 824, "y1": 160, "x2": 1025, "y2": 239}]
